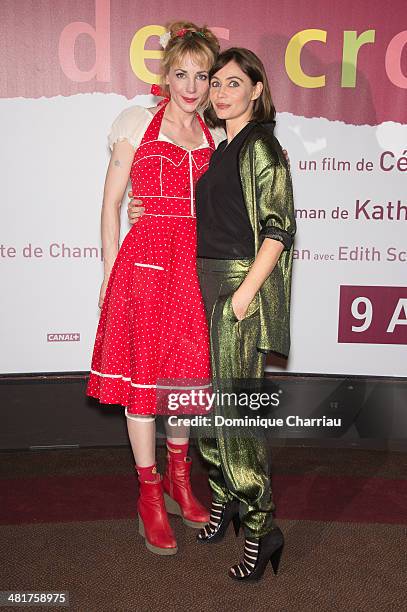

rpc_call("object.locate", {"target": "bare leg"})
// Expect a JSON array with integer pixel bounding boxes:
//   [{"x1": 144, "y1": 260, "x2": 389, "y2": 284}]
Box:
[
  {"x1": 162, "y1": 417, "x2": 209, "y2": 525},
  {"x1": 164, "y1": 417, "x2": 190, "y2": 446},
  {"x1": 126, "y1": 410, "x2": 156, "y2": 467}
]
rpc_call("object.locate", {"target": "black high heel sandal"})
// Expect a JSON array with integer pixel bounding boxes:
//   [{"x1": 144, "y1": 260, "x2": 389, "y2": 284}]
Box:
[
  {"x1": 196, "y1": 499, "x2": 240, "y2": 543},
  {"x1": 229, "y1": 525, "x2": 284, "y2": 581}
]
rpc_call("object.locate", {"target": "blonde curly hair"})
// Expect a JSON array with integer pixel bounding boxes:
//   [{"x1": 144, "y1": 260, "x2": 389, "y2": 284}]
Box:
[{"x1": 160, "y1": 21, "x2": 220, "y2": 98}]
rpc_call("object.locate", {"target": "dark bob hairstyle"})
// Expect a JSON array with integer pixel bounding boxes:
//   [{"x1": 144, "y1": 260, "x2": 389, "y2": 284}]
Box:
[{"x1": 204, "y1": 47, "x2": 276, "y2": 129}]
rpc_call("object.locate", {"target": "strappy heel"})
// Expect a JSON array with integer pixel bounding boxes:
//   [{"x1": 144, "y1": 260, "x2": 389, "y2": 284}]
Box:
[
  {"x1": 196, "y1": 499, "x2": 240, "y2": 543},
  {"x1": 229, "y1": 526, "x2": 284, "y2": 581}
]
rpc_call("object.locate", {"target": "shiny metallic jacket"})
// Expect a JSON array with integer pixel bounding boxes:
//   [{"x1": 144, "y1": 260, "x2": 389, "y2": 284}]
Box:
[{"x1": 238, "y1": 124, "x2": 296, "y2": 357}]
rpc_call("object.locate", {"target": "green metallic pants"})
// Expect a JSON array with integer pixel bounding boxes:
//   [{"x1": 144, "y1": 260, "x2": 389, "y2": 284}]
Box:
[{"x1": 196, "y1": 257, "x2": 275, "y2": 537}]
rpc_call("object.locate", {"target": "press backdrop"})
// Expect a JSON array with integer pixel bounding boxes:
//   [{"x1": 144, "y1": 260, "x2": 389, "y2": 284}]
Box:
[{"x1": 1, "y1": 0, "x2": 406, "y2": 376}]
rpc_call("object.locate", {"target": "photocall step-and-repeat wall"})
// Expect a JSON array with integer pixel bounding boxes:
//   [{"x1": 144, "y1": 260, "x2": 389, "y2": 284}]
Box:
[{"x1": 1, "y1": 0, "x2": 406, "y2": 376}]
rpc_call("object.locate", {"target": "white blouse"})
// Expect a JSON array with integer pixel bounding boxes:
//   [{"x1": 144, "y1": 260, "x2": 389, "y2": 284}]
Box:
[{"x1": 108, "y1": 105, "x2": 226, "y2": 151}]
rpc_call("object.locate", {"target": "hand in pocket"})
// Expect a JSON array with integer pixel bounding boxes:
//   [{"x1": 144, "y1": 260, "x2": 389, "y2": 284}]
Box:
[{"x1": 231, "y1": 292, "x2": 251, "y2": 321}]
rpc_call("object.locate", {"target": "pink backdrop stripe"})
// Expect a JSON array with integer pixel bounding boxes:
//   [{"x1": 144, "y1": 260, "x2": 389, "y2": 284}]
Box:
[{"x1": 0, "y1": 0, "x2": 406, "y2": 124}]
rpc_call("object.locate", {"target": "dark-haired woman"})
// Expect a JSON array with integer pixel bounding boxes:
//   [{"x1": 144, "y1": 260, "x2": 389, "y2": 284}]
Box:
[
  {"x1": 128, "y1": 47, "x2": 295, "y2": 581},
  {"x1": 193, "y1": 48, "x2": 295, "y2": 582}
]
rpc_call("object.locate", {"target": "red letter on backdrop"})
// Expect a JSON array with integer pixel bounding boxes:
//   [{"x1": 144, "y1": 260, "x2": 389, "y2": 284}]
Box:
[{"x1": 58, "y1": 0, "x2": 111, "y2": 82}]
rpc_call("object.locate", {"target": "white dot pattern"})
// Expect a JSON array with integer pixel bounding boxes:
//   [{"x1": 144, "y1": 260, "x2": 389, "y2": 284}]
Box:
[{"x1": 87, "y1": 103, "x2": 215, "y2": 414}]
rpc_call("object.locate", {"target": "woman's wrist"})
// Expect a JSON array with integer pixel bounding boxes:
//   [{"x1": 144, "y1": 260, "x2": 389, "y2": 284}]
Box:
[
  {"x1": 103, "y1": 267, "x2": 113, "y2": 281},
  {"x1": 102, "y1": 252, "x2": 117, "y2": 280},
  {"x1": 232, "y1": 286, "x2": 257, "y2": 320},
  {"x1": 233, "y1": 285, "x2": 256, "y2": 308}
]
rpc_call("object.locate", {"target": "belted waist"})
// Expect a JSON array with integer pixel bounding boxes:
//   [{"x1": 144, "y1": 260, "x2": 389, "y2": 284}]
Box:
[{"x1": 131, "y1": 195, "x2": 195, "y2": 218}]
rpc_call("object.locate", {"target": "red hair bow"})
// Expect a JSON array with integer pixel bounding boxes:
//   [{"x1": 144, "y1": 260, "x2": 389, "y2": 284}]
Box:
[{"x1": 150, "y1": 83, "x2": 166, "y2": 97}]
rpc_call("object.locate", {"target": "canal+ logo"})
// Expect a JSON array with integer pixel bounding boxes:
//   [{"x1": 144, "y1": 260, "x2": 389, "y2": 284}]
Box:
[{"x1": 47, "y1": 333, "x2": 81, "y2": 342}]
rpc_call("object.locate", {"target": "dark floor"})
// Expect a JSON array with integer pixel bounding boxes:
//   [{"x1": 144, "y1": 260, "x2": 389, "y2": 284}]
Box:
[{"x1": 0, "y1": 446, "x2": 406, "y2": 612}]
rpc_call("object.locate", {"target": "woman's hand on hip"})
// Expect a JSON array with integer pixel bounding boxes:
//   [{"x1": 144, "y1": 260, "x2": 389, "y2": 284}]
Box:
[{"x1": 127, "y1": 191, "x2": 145, "y2": 224}]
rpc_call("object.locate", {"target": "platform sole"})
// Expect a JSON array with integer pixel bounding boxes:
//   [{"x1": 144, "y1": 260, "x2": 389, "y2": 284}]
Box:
[
  {"x1": 163, "y1": 492, "x2": 209, "y2": 528},
  {"x1": 138, "y1": 516, "x2": 178, "y2": 556}
]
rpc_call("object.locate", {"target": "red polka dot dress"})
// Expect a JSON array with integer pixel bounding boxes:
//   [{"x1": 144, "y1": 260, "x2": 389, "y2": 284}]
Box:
[{"x1": 87, "y1": 102, "x2": 216, "y2": 415}]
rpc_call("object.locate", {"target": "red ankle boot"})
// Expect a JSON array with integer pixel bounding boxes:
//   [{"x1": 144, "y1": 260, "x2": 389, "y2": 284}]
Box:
[
  {"x1": 137, "y1": 476, "x2": 178, "y2": 555},
  {"x1": 163, "y1": 450, "x2": 210, "y2": 528}
]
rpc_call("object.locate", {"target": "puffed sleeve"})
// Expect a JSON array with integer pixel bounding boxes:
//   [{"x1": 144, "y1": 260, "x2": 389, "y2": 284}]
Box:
[
  {"x1": 107, "y1": 105, "x2": 151, "y2": 151},
  {"x1": 255, "y1": 137, "x2": 296, "y2": 250}
]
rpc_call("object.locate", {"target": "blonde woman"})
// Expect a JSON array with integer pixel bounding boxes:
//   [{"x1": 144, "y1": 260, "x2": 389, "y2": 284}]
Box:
[{"x1": 87, "y1": 22, "x2": 225, "y2": 556}]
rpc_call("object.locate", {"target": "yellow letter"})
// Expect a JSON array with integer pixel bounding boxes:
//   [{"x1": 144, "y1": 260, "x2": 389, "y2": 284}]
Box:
[
  {"x1": 285, "y1": 29, "x2": 327, "y2": 88},
  {"x1": 129, "y1": 25, "x2": 165, "y2": 84}
]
